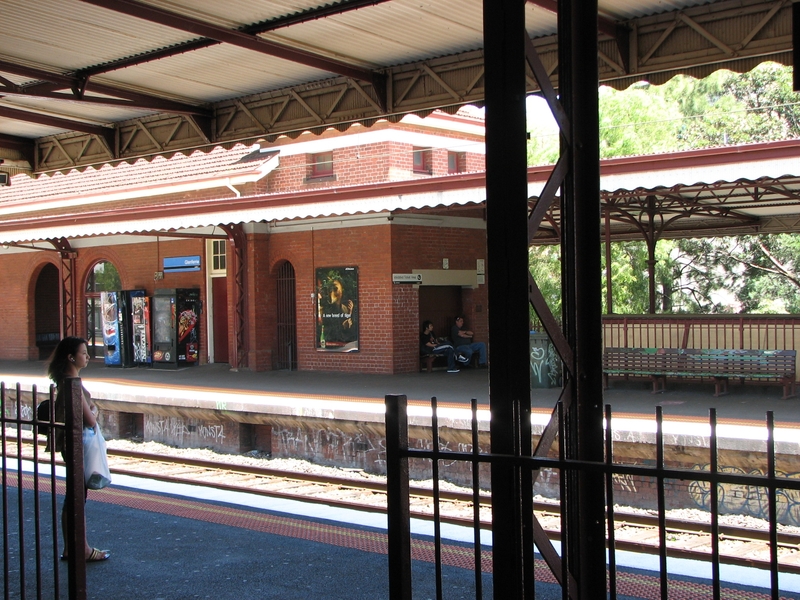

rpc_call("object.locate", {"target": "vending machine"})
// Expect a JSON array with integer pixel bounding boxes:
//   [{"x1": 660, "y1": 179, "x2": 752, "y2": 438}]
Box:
[
  {"x1": 152, "y1": 288, "x2": 201, "y2": 369},
  {"x1": 131, "y1": 292, "x2": 152, "y2": 365},
  {"x1": 101, "y1": 290, "x2": 145, "y2": 367}
]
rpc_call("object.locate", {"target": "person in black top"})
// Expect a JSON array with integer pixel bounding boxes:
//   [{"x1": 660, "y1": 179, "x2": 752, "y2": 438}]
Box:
[{"x1": 420, "y1": 320, "x2": 461, "y2": 372}]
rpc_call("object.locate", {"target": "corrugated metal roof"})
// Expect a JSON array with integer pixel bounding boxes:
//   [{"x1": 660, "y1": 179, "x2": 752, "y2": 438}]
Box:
[
  {"x1": 0, "y1": 143, "x2": 275, "y2": 210},
  {"x1": 0, "y1": 0, "x2": 736, "y2": 143},
  {"x1": 0, "y1": 138, "x2": 797, "y2": 245}
]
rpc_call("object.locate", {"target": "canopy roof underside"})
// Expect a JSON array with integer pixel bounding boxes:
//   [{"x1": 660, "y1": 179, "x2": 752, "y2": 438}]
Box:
[{"x1": 0, "y1": 0, "x2": 793, "y2": 174}]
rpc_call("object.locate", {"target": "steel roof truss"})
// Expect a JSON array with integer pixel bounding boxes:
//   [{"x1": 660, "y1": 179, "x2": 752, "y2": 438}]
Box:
[
  {"x1": 187, "y1": 115, "x2": 212, "y2": 144},
  {"x1": 79, "y1": 0, "x2": 386, "y2": 98},
  {"x1": 0, "y1": 58, "x2": 208, "y2": 117},
  {"x1": 31, "y1": 0, "x2": 794, "y2": 171},
  {"x1": 58, "y1": 0, "x2": 394, "y2": 84},
  {"x1": 632, "y1": 0, "x2": 790, "y2": 75},
  {"x1": 0, "y1": 133, "x2": 34, "y2": 160}
]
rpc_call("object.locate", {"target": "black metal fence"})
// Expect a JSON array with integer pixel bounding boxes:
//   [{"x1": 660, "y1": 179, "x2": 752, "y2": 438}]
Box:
[
  {"x1": 1, "y1": 379, "x2": 87, "y2": 600},
  {"x1": 385, "y1": 393, "x2": 800, "y2": 600}
]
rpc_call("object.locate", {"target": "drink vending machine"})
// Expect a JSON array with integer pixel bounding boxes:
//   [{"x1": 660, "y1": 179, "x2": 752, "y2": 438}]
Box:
[
  {"x1": 152, "y1": 288, "x2": 201, "y2": 369},
  {"x1": 131, "y1": 293, "x2": 152, "y2": 365},
  {"x1": 101, "y1": 290, "x2": 149, "y2": 367}
]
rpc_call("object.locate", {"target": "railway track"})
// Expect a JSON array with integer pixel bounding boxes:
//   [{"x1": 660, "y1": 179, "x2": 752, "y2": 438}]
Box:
[{"x1": 6, "y1": 438, "x2": 800, "y2": 574}]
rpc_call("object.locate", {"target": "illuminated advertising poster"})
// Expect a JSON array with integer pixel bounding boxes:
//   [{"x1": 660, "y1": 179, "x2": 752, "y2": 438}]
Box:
[
  {"x1": 100, "y1": 291, "x2": 120, "y2": 365},
  {"x1": 315, "y1": 267, "x2": 358, "y2": 352}
]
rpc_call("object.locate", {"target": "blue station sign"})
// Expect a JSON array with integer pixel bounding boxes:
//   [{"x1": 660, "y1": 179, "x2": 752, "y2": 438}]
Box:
[{"x1": 163, "y1": 255, "x2": 201, "y2": 272}]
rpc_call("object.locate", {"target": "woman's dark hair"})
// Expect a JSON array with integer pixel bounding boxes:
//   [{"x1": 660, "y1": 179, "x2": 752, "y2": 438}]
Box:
[{"x1": 46, "y1": 336, "x2": 87, "y2": 387}]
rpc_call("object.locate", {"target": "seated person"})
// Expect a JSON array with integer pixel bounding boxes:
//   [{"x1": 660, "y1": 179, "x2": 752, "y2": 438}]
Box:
[
  {"x1": 420, "y1": 320, "x2": 465, "y2": 373},
  {"x1": 450, "y1": 315, "x2": 488, "y2": 367}
]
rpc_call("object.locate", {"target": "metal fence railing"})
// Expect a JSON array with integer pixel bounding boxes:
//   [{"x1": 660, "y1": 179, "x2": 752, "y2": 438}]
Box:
[
  {"x1": 385, "y1": 393, "x2": 800, "y2": 600},
  {"x1": 1, "y1": 379, "x2": 87, "y2": 600}
]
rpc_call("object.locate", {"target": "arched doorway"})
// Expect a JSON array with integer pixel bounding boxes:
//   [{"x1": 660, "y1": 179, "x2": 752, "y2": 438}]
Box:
[
  {"x1": 85, "y1": 261, "x2": 121, "y2": 359},
  {"x1": 34, "y1": 263, "x2": 61, "y2": 359},
  {"x1": 274, "y1": 261, "x2": 297, "y2": 370}
]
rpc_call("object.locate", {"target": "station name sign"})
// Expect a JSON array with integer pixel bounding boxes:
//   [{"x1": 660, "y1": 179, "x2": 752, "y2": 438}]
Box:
[
  {"x1": 392, "y1": 273, "x2": 422, "y2": 284},
  {"x1": 164, "y1": 255, "x2": 201, "y2": 273}
]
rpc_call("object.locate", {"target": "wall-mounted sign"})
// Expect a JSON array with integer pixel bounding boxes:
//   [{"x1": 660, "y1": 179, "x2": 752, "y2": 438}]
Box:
[
  {"x1": 392, "y1": 273, "x2": 422, "y2": 284},
  {"x1": 163, "y1": 255, "x2": 201, "y2": 273}
]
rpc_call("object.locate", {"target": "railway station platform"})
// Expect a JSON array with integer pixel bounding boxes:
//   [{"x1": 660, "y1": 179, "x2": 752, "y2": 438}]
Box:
[
  {"x1": 10, "y1": 467, "x2": 796, "y2": 600},
  {"x1": 4, "y1": 360, "x2": 800, "y2": 598},
  {"x1": 1, "y1": 358, "x2": 799, "y2": 425}
]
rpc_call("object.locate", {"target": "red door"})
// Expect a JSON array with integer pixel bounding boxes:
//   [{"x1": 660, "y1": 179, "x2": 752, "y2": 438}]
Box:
[{"x1": 212, "y1": 277, "x2": 229, "y2": 363}]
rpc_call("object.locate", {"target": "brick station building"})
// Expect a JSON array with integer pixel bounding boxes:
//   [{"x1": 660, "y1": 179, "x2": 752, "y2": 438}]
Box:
[{"x1": 0, "y1": 110, "x2": 490, "y2": 373}]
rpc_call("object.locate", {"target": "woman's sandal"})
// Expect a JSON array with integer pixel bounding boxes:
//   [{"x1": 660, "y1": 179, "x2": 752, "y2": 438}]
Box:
[
  {"x1": 87, "y1": 548, "x2": 110, "y2": 562},
  {"x1": 61, "y1": 548, "x2": 110, "y2": 562}
]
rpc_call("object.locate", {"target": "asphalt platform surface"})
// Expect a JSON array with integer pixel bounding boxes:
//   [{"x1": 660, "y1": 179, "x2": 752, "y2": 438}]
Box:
[
  {"x1": 7, "y1": 470, "x2": 790, "y2": 600},
  {"x1": 3, "y1": 359, "x2": 800, "y2": 599}
]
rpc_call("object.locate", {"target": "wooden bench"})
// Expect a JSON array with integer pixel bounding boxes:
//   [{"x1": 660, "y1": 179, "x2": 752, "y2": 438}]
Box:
[
  {"x1": 420, "y1": 350, "x2": 479, "y2": 372},
  {"x1": 602, "y1": 347, "x2": 797, "y2": 398},
  {"x1": 421, "y1": 353, "x2": 447, "y2": 373}
]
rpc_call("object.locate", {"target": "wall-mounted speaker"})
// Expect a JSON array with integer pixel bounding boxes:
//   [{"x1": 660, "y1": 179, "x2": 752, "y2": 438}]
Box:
[{"x1": 0, "y1": 172, "x2": 8, "y2": 186}]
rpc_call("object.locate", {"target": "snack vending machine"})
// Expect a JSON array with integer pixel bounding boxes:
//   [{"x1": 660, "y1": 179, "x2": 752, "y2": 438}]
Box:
[
  {"x1": 101, "y1": 290, "x2": 145, "y2": 367},
  {"x1": 131, "y1": 292, "x2": 152, "y2": 365},
  {"x1": 152, "y1": 288, "x2": 201, "y2": 368}
]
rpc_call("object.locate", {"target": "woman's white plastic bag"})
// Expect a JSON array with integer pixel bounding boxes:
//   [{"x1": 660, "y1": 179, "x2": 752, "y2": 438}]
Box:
[{"x1": 83, "y1": 425, "x2": 112, "y2": 490}]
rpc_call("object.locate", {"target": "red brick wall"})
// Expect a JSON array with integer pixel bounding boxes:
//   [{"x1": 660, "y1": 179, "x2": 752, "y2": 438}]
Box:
[
  {"x1": 0, "y1": 221, "x2": 489, "y2": 373},
  {"x1": 390, "y1": 224, "x2": 489, "y2": 367},
  {"x1": 246, "y1": 233, "x2": 273, "y2": 370},
  {"x1": 265, "y1": 224, "x2": 396, "y2": 373},
  {"x1": 261, "y1": 140, "x2": 484, "y2": 193}
]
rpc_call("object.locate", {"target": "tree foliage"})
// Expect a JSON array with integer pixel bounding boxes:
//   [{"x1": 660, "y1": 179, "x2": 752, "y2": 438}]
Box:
[{"x1": 527, "y1": 63, "x2": 800, "y2": 315}]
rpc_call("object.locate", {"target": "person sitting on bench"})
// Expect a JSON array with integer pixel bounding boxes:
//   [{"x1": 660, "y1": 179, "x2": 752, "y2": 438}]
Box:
[
  {"x1": 421, "y1": 320, "x2": 465, "y2": 373},
  {"x1": 450, "y1": 315, "x2": 487, "y2": 368}
]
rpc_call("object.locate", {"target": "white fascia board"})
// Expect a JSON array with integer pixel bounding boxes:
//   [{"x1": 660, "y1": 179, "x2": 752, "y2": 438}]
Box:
[
  {"x1": 273, "y1": 128, "x2": 485, "y2": 157},
  {"x1": 0, "y1": 184, "x2": 488, "y2": 244},
  {"x1": 600, "y1": 156, "x2": 800, "y2": 192}
]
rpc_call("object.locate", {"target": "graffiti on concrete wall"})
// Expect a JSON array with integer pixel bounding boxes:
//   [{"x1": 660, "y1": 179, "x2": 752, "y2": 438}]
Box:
[
  {"x1": 274, "y1": 425, "x2": 377, "y2": 469},
  {"x1": 689, "y1": 464, "x2": 800, "y2": 526},
  {"x1": 145, "y1": 417, "x2": 225, "y2": 442}
]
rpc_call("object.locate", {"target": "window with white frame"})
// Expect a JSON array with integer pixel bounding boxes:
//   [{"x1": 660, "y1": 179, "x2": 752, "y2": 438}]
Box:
[{"x1": 210, "y1": 239, "x2": 227, "y2": 273}]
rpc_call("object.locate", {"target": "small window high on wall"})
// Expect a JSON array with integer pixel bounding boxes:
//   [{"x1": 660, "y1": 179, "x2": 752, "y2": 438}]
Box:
[
  {"x1": 309, "y1": 151, "x2": 333, "y2": 179},
  {"x1": 413, "y1": 147, "x2": 431, "y2": 174},
  {"x1": 448, "y1": 151, "x2": 465, "y2": 174},
  {"x1": 85, "y1": 261, "x2": 121, "y2": 358}
]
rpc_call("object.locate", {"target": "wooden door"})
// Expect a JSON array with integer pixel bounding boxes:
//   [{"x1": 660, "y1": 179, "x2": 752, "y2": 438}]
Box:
[{"x1": 212, "y1": 276, "x2": 229, "y2": 363}]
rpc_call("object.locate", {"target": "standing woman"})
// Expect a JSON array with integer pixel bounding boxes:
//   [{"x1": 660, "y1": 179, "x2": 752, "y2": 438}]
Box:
[{"x1": 46, "y1": 336, "x2": 111, "y2": 562}]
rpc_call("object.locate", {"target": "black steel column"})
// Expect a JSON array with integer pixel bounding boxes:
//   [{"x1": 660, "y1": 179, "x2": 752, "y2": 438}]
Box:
[
  {"x1": 483, "y1": 1, "x2": 534, "y2": 597},
  {"x1": 64, "y1": 378, "x2": 87, "y2": 600},
  {"x1": 559, "y1": 0, "x2": 607, "y2": 598}
]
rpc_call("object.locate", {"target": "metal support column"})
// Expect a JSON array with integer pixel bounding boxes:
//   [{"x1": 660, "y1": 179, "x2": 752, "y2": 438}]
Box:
[
  {"x1": 483, "y1": 1, "x2": 534, "y2": 597},
  {"x1": 49, "y1": 238, "x2": 77, "y2": 338},
  {"x1": 559, "y1": 0, "x2": 608, "y2": 598},
  {"x1": 220, "y1": 224, "x2": 248, "y2": 370}
]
